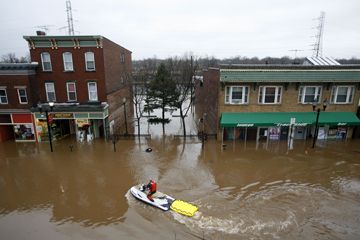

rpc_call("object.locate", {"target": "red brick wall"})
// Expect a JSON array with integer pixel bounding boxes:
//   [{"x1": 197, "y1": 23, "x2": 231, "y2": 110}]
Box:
[
  {"x1": 102, "y1": 38, "x2": 132, "y2": 94},
  {"x1": 30, "y1": 47, "x2": 107, "y2": 103},
  {"x1": 0, "y1": 74, "x2": 34, "y2": 109},
  {"x1": 195, "y1": 68, "x2": 219, "y2": 135}
]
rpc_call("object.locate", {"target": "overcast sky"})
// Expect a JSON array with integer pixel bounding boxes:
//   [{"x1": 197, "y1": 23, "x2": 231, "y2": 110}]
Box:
[{"x1": 1, "y1": 0, "x2": 359, "y2": 60}]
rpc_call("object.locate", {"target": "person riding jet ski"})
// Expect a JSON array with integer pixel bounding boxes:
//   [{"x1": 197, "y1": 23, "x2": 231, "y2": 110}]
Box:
[{"x1": 143, "y1": 179, "x2": 157, "y2": 202}]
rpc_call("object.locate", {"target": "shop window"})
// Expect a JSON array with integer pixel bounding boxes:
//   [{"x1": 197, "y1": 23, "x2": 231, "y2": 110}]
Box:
[
  {"x1": 17, "y1": 88, "x2": 28, "y2": 104},
  {"x1": 85, "y1": 52, "x2": 95, "y2": 71},
  {"x1": 225, "y1": 86, "x2": 249, "y2": 104},
  {"x1": 0, "y1": 88, "x2": 8, "y2": 104},
  {"x1": 330, "y1": 85, "x2": 354, "y2": 104},
  {"x1": 45, "y1": 82, "x2": 56, "y2": 102},
  {"x1": 66, "y1": 82, "x2": 77, "y2": 101},
  {"x1": 298, "y1": 86, "x2": 322, "y2": 104},
  {"x1": 14, "y1": 124, "x2": 35, "y2": 141},
  {"x1": 258, "y1": 86, "x2": 282, "y2": 104},
  {"x1": 41, "y1": 52, "x2": 52, "y2": 71},
  {"x1": 63, "y1": 52, "x2": 74, "y2": 71},
  {"x1": 88, "y1": 82, "x2": 98, "y2": 101}
]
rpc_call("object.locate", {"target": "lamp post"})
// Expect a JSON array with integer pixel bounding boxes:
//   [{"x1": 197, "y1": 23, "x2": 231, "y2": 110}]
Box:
[
  {"x1": 38, "y1": 102, "x2": 54, "y2": 152},
  {"x1": 312, "y1": 99, "x2": 328, "y2": 148},
  {"x1": 122, "y1": 97, "x2": 128, "y2": 136}
]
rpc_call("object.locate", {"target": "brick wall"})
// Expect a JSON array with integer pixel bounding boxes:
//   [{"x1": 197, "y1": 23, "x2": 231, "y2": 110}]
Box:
[
  {"x1": 219, "y1": 82, "x2": 360, "y2": 113},
  {"x1": 0, "y1": 74, "x2": 34, "y2": 109},
  {"x1": 195, "y1": 68, "x2": 219, "y2": 135},
  {"x1": 30, "y1": 47, "x2": 107, "y2": 103}
]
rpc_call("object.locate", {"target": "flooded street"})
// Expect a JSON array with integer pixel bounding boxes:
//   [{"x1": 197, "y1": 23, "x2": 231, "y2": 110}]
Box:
[{"x1": 1, "y1": 112, "x2": 360, "y2": 239}]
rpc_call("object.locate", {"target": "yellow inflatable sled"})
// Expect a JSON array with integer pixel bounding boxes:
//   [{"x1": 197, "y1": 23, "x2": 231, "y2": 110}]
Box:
[{"x1": 170, "y1": 199, "x2": 198, "y2": 217}]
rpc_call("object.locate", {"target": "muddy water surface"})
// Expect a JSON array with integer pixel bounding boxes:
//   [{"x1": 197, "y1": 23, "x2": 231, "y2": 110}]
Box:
[{"x1": 1, "y1": 117, "x2": 360, "y2": 239}]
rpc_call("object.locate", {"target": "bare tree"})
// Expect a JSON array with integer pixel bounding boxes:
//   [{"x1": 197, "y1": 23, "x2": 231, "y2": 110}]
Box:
[
  {"x1": 1, "y1": 53, "x2": 30, "y2": 63},
  {"x1": 168, "y1": 54, "x2": 197, "y2": 137}
]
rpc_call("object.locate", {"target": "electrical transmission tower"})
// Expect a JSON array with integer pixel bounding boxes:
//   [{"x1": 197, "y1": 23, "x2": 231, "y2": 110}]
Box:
[
  {"x1": 312, "y1": 11, "x2": 325, "y2": 57},
  {"x1": 66, "y1": 0, "x2": 75, "y2": 35}
]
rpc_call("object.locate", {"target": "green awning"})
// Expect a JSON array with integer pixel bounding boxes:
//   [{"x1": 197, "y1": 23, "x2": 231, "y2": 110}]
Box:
[{"x1": 220, "y1": 112, "x2": 360, "y2": 127}]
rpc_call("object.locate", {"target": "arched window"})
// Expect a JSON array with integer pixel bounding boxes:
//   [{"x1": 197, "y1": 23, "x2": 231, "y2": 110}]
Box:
[
  {"x1": 40, "y1": 52, "x2": 52, "y2": 71},
  {"x1": 85, "y1": 52, "x2": 95, "y2": 71},
  {"x1": 63, "y1": 52, "x2": 74, "y2": 71}
]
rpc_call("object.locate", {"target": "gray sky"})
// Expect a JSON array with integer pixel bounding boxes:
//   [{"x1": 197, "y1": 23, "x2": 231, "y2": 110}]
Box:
[{"x1": 1, "y1": 0, "x2": 359, "y2": 60}]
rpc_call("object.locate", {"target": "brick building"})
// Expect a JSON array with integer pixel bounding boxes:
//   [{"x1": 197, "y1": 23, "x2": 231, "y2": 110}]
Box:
[
  {"x1": 0, "y1": 63, "x2": 38, "y2": 142},
  {"x1": 23, "y1": 34, "x2": 132, "y2": 142},
  {"x1": 195, "y1": 65, "x2": 360, "y2": 143}
]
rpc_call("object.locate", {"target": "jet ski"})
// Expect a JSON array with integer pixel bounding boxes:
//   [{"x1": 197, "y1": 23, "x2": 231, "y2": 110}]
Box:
[
  {"x1": 130, "y1": 184, "x2": 199, "y2": 216},
  {"x1": 130, "y1": 184, "x2": 175, "y2": 211}
]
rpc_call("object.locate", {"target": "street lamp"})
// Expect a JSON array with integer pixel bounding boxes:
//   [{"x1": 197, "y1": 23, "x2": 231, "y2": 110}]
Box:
[
  {"x1": 38, "y1": 102, "x2": 54, "y2": 152},
  {"x1": 122, "y1": 97, "x2": 128, "y2": 136},
  {"x1": 312, "y1": 99, "x2": 328, "y2": 148}
]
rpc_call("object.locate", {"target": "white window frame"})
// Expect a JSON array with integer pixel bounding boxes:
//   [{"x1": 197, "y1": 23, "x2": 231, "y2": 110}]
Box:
[
  {"x1": 85, "y1": 52, "x2": 96, "y2": 71},
  {"x1": 17, "y1": 88, "x2": 28, "y2": 104},
  {"x1": 88, "y1": 82, "x2": 98, "y2": 101},
  {"x1": 66, "y1": 82, "x2": 77, "y2": 102},
  {"x1": 63, "y1": 52, "x2": 74, "y2": 71},
  {"x1": 258, "y1": 86, "x2": 282, "y2": 104},
  {"x1": 45, "y1": 82, "x2": 56, "y2": 102},
  {"x1": 331, "y1": 85, "x2": 355, "y2": 104},
  {"x1": 298, "y1": 86, "x2": 322, "y2": 104},
  {"x1": 225, "y1": 86, "x2": 249, "y2": 104},
  {"x1": 0, "y1": 87, "x2": 8, "y2": 104},
  {"x1": 40, "y1": 52, "x2": 52, "y2": 71}
]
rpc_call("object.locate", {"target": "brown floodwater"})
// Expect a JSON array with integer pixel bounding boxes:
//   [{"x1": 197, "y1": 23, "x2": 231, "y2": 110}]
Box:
[{"x1": 1, "y1": 110, "x2": 360, "y2": 239}]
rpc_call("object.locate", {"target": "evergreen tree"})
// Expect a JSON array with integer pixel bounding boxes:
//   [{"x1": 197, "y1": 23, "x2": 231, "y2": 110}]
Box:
[{"x1": 144, "y1": 63, "x2": 179, "y2": 134}]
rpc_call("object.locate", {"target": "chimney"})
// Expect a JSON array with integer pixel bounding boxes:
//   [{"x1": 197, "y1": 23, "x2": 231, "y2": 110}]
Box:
[{"x1": 36, "y1": 31, "x2": 46, "y2": 36}]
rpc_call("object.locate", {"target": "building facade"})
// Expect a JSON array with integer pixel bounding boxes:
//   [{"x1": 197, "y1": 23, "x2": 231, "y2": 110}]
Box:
[
  {"x1": 23, "y1": 34, "x2": 132, "y2": 142},
  {"x1": 195, "y1": 65, "x2": 360, "y2": 144},
  {"x1": 0, "y1": 63, "x2": 38, "y2": 142}
]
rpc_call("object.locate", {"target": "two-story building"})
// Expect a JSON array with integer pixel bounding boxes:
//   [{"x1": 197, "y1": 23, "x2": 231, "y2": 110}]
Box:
[
  {"x1": 196, "y1": 64, "x2": 360, "y2": 144},
  {"x1": 0, "y1": 63, "x2": 38, "y2": 142},
  {"x1": 23, "y1": 34, "x2": 132, "y2": 142}
]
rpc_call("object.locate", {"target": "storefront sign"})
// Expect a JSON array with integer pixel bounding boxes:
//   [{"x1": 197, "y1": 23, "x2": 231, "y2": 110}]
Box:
[
  {"x1": 337, "y1": 123, "x2": 347, "y2": 126},
  {"x1": 76, "y1": 119, "x2": 89, "y2": 127},
  {"x1": 53, "y1": 113, "x2": 74, "y2": 119},
  {"x1": 236, "y1": 123, "x2": 254, "y2": 127},
  {"x1": 276, "y1": 123, "x2": 308, "y2": 127}
]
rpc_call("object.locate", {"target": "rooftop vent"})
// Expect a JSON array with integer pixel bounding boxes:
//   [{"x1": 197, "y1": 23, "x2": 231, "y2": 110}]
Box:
[{"x1": 36, "y1": 31, "x2": 46, "y2": 36}]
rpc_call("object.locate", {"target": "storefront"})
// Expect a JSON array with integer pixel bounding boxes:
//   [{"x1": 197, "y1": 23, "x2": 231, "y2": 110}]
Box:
[
  {"x1": 220, "y1": 112, "x2": 360, "y2": 144},
  {"x1": 0, "y1": 112, "x2": 36, "y2": 142},
  {"x1": 33, "y1": 104, "x2": 109, "y2": 142}
]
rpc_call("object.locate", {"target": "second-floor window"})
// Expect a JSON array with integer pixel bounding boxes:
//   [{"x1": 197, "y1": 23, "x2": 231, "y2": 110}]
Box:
[
  {"x1": 17, "y1": 88, "x2": 28, "y2": 104},
  {"x1": 63, "y1": 52, "x2": 74, "y2": 71},
  {"x1": 0, "y1": 88, "x2": 8, "y2": 104},
  {"x1": 88, "y1": 82, "x2": 98, "y2": 101},
  {"x1": 258, "y1": 86, "x2": 282, "y2": 104},
  {"x1": 225, "y1": 86, "x2": 249, "y2": 104},
  {"x1": 85, "y1": 52, "x2": 95, "y2": 71},
  {"x1": 41, "y1": 52, "x2": 52, "y2": 71},
  {"x1": 298, "y1": 86, "x2": 322, "y2": 104},
  {"x1": 66, "y1": 82, "x2": 77, "y2": 101},
  {"x1": 331, "y1": 85, "x2": 355, "y2": 104},
  {"x1": 45, "y1": 82, "x2": 56, "y2": 102},
  {"x1": 120, "y1": 53, "x2": 125, "y2": 63}
]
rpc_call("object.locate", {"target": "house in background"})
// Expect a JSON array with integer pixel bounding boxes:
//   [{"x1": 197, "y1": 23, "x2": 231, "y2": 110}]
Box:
[
  {"x1": 196, "y1": 64, "x2": 360, "y2": 145},
  {"x1": 23, "y1": 34, "x2": 132, "y2": 142},
  {"x1": 0, "y1": 63, "x2": 38, "y2": 142}
]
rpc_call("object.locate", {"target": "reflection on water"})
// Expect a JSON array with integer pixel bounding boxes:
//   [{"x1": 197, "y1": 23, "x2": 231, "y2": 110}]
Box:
[{"x1": 1, "y1": 114, "x2": 360, "y2": 239}]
